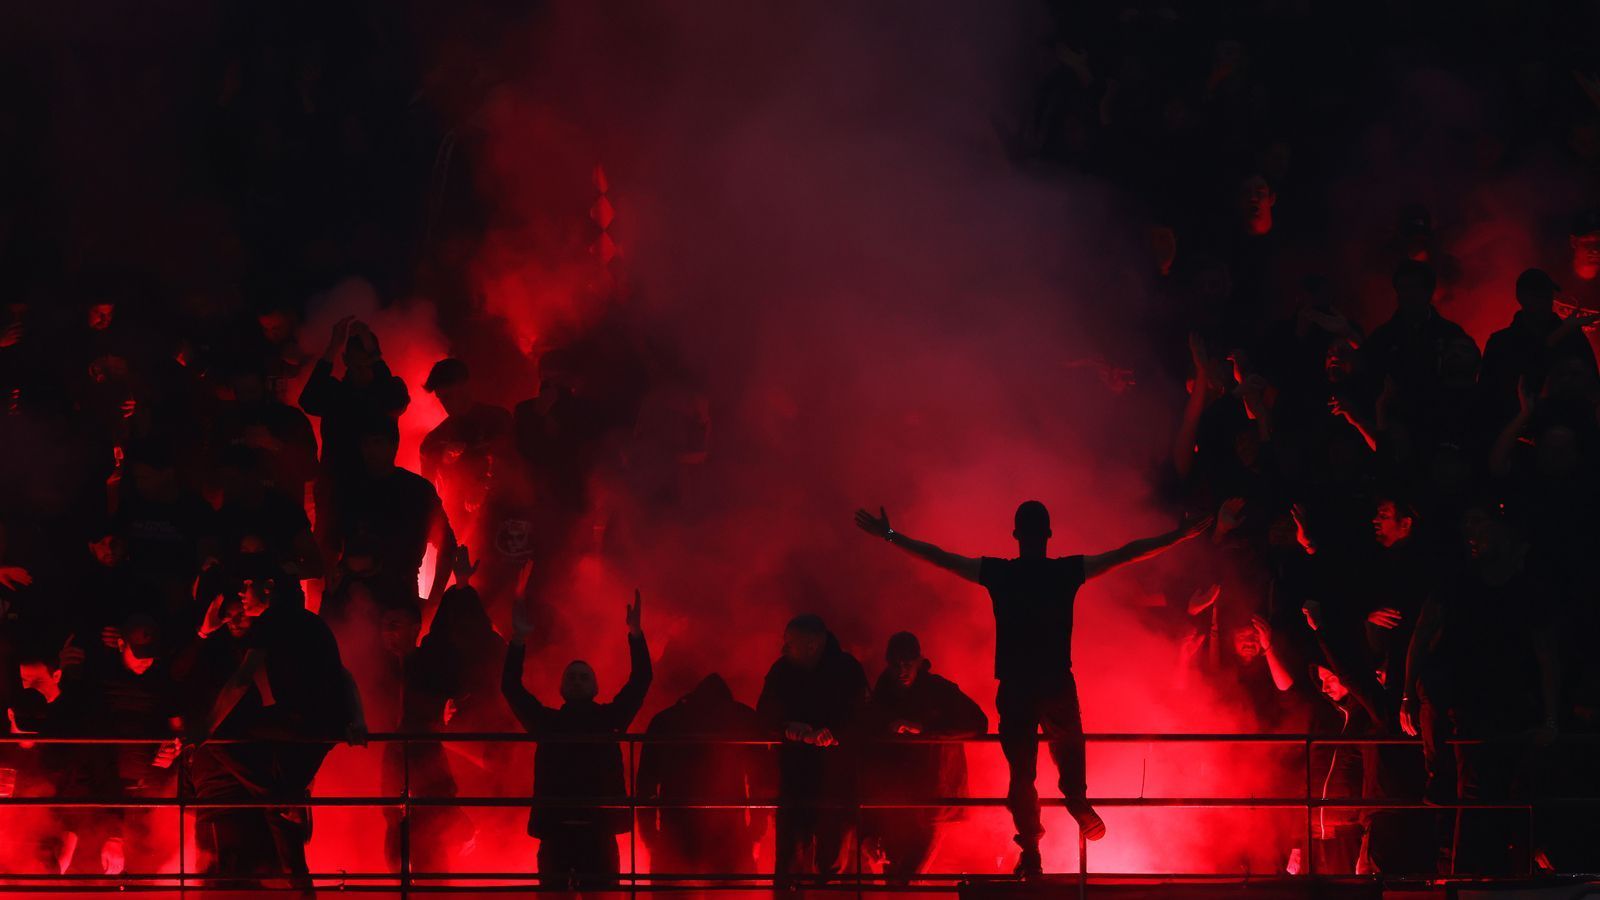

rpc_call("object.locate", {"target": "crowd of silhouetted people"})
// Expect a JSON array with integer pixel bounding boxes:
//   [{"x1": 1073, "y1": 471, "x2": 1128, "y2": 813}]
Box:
[{"x1": 5, "y1": 0, "x2": 1600, "y2": 890}]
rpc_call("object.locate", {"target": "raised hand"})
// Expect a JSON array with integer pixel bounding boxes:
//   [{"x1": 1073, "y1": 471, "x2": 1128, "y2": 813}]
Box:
[
  {"x1": 1301, "y1": 600, "x2": 1323, "y2": 633},
  {"x1": 1291, "y1": 503, "x2": 1316, "y2": 555},
  {"x1": 324, "y1": 315, "x2": 356, "y2": 359},
  {"x1": 512, "y1": 587, "x2": 536, "y2": 642},
  {"x1": 854, "y1": 506, "x2": 891, "y2": 539},
  {"x1": 1181, "y1": 513, "x2": 1216, "y2": 541},
  {"x1": 626, "y1": 589, "x2": 643, "y2": 636},
  {"x1": 59, "y1": 634, "x2": 84, "y2": 669},
  {"x1": 199, "y1": 592, "x2": 227, "y2": 637},
  {"x1": 1249, "y1": 614, "x2": 1273, "y2": 651},
  {"x1": 1366, "y1": 607, "x2": 1403, "y2": 630},
  {"x1": 0, "y1": 566, "x2": 33, "y2": 590},
  {"x1": 452, "y1": 545, "x2": 479, "y2": 584}
]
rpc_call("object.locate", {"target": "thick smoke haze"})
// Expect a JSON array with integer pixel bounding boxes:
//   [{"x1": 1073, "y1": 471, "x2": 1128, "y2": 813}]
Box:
[{"x1": 412, "y1": 0, "x2": 1286, "y2": 875}]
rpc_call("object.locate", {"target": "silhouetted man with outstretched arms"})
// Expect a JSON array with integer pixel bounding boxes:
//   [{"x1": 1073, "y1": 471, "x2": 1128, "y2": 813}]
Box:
[{"x1": 854, "y1": 500, "x2": 1212, "y2": 877}]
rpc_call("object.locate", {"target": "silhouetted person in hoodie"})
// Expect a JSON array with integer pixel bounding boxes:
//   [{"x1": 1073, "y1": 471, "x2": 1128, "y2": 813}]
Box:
[
  {"x1": 757, "y1": 614, "x2": 868, "y2": 881},
  {"x1": 856, "y1": 501, "x2": 1211, "y2": 876},
  {"x1": 501, "y1": 587, "x2": 650, "y2": 889},
  {"x1": 862, "y1": 631, "x2": 987, "y2": 881},
  {"x1": 636, "y1": 673, "x2": 773, "y2": 874},
  {"x1": 297, "y1": 317, "x2": 409, "y2": 565}
]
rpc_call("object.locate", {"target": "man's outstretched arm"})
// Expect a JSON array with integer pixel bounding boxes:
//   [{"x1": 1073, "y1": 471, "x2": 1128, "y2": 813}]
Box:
[
  {"x1": 855, "y1": 507, "x2": 981, "y2": 583},
  {"x1": 1083, "y1": 515, "x2": 1212, "y2": 580}
]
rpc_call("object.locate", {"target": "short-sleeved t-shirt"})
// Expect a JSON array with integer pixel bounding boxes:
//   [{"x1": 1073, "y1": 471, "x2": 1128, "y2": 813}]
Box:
[{"x1": 979, "y1": 555, "x2": 1086, "y2": 684}]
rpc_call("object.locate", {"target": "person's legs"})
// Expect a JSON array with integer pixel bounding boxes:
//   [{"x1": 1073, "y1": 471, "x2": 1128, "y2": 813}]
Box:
[
  {"x1": 813, "y1": 808, "x2": 853, "y2": 876},
  {"x1": 997, "y1": 681, "x2": 1044, "y2": 872},
  {"x1": 1040, "y1": 676, "x2": 1103, "y2": 840},
  {"x1": 265, "y1": 742, "x2": 333, "y2": 891},
  {"x1": 572, "y1": 827, "x2": 620, "y2": 890},
  {"x1": 881, "y1": 811, "x2": 938, "y2": 880}
]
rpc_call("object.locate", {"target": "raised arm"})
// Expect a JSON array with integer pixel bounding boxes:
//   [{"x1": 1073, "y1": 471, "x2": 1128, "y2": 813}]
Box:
[
  {"x1": 854, "y1": 507, "x2": 980, "y2": 583},
  {"x1": 607, "y1": 590, "x2": 653, "y2": 729},
  {"x1": 501, "y1": 593, "x2": 553, "y2": 733},
  {"x1": 1083, "y1": 515, "x2": 1212, "y2": 580}
]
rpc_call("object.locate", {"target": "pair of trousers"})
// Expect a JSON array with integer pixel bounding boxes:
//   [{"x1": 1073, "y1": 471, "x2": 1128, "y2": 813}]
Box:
[{"x1": 997, "y1": 676, "x2": 1087, "y2": 848}]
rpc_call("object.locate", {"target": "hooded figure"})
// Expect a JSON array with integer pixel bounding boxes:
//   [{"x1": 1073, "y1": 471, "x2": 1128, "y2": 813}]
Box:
[
  {"x1": 636, "y1": 674, "x2": 773, "y2": 873},
  {"x1": 756, "y1": 614, "x2": 868, "y2": 879},
  {"x1": 862, "y1": 632, "x2": 988, "y2": 879}
]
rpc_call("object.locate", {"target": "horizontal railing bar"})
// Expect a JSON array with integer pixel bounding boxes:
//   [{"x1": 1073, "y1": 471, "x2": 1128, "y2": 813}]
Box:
[
  {"x1": 0, "y1": 796, "x2": 1591, "y2": 809},
  {"x1": 0, "y1": 732, "x2": 1592, "y2": 744}
]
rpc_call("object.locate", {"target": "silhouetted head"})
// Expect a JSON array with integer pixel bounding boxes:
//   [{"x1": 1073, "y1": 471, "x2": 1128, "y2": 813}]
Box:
[
  {"x1": 561, "y1": 660, "x2": 599, "y2": 703},
  {"x1": 1013, "y1": 501, "x2": 1051, "y2": 557},
  {"x1": 1460, "y1": 503, "x2": 1514, "y2": 561},
  {"x1": 885, "y1": 631, "x2": 924, "y2": 688},
  {"x1": 1515, "y1": 268, "x2": 1560, "y2": 315},
  {"x1": 381, "y1": 604, "x2": 422, "y2": 658},
  {"x1": 357, "y1": 418, "x2": 400, "y2": 475},
  {"x1": 424, "y1": 358, "x2": 472, "y2": 416},
  {"x1": 1391, "y1": 260, "x2": 1437, "y2": 312},
  {"x1": 783, "y1": 614, "x2": 828, "y2": 669}
]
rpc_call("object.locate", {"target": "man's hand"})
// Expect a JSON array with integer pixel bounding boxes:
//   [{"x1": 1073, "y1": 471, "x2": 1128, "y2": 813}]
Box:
[
  {"x1": 1250, "y1": 614, "x2": 1273, "y2": 651},
  {"x1": 1301, "y1": 600, "x2": 1323, "y2": 632},
  {"x1": 1399, "y1": 694, "x2": 1420, "y2": 737},
  {"x1": 1182, "y1": 513, "x2": 1217, "y2": 541},
  {"x1": 854, "y1": 506, "x2": 891, "y2": 540},
  {"x1": 891, "y1": 720, "x2": 923, "y2": 735},
  {"x1": 1186, "y1": 583, "x2": 1221, "y2": 616},
  {"x1": 323, "y1": 315, "x2": 356, "y2": 361},
  {"x1": 100, "y1": 836, "x2": 125, "y2": 876},
  {"x1": 59, "y1": 634, "x2": 85, "y2": 669},
  {"x1": 100, "y1": 626, "x2": 123, "y2": 650},
  {"x1": 1366, "y1": 607, "x2": 1403, "y2": 630},
  {"x1": 199, "y1": 592, "x2": 227, "y2": 638},
  {"x1": 0, "y1": 566, "x2": 33, "y2": 590},
  {"x1": 452, "y1": 545, "x2": 479, "y2": 585},
  {"x1": 811, "y1": 727, "x2": 838, "y2": 748},
  {"x1": 151, "y1": 739, "x2": 182, "y2": 770},
  {"x1": 784, "y1": 722, "x2": 815, "y2": 743},
  {"x1": 626, "y1": 589, "x2": 643, "y2": 637},
  {"x1": 1291, "y1": 504, "x2": 1316, "y2": 555},
  {"x1": 1178, "y1": 629, "x2": 1208, "y2": 659}
]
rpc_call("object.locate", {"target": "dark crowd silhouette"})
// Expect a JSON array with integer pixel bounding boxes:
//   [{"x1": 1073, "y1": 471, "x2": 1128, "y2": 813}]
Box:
[{"x1": 4, "y1": 0, "x2": 1600, "y2": 890}]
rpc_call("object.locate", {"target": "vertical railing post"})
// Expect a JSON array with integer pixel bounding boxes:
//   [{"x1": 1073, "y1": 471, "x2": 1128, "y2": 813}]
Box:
[
  {"x1": 177, "y1": 743, "x2": 187, "y2": 899},
  {"x1": 400, "y1": 735, "x2": 411, "y2": 898},
  {"x1": 628, "y1": 737, "x2": 638, "y2": 900},
  {"x1": 1304, "y1": 736, "x2": 1315, "y2": 878},
  {"x1": 1077, "y1": 830, "x2": 1087, "y2": 900}
]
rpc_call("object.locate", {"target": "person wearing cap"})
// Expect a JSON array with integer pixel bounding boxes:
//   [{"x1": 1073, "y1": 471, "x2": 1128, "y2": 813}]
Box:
[
  {"x1": 1480, "y1": 268, "x2": 1600, "y2": 426},
  {"x1": 854, "y1": 501, "x2": 1212, "y2": 877},
  {"x1": 860, "y1": 631, "x2": 987, "y2": 881}
]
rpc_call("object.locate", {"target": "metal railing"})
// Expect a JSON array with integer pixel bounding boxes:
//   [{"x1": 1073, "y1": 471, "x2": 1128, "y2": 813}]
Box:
[{"x1": 0, "y1": 731, "x2": 1594, "y2": 894}]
